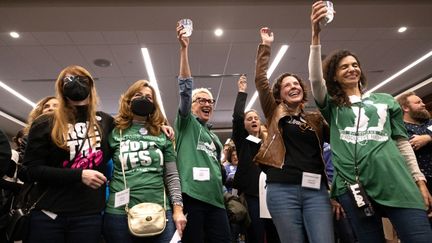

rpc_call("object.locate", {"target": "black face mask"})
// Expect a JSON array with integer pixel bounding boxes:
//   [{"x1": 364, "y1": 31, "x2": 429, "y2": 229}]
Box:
[
  {"x1": 63, "y1": 76, "x2": 91, "y2": 101},
  {"x1": 131, "y1": 97, "x2": 155, "y2": 117}
]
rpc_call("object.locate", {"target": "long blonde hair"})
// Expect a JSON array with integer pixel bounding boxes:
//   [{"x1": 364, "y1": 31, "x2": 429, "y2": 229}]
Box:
[
  {"x1": 23, "y1": 96, "x2": 57, "y2": 135},
  {"x1": 52, "y1": 65, "x2": 101, "y2": 149},
  {"x1": 115, "y1": 80, "x2": 165, "y2": 135}
]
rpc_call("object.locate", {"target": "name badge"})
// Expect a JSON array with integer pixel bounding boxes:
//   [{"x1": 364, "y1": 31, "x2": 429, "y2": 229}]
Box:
[
  {"x1": 246, "y1": 135, "x2": 261, "y2": 144},
  {"x1": 301, "y1": 172, "x2": 321, "y2": 190},
  {"x1": 114, "y1": 188, "x2": 130, "y2": 208},
  {"x1": 193, "y1": 167, "x2": 210, "y2": 181}
]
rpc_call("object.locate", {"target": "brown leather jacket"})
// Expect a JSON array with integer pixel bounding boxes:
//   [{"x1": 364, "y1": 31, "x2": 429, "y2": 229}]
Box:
[{"x1": 253, "y1": 44, "x2": 329, "y2": 169}]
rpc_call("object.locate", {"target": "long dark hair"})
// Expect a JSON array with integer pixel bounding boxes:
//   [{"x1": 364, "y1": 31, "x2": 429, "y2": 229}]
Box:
[{"x1": 322, "y1": 50, "x2": 367, "y2": 106}]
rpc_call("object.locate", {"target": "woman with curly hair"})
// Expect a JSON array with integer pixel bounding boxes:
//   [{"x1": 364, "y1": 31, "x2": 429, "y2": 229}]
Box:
[
  {"x1": 308, "y1": 1, "x2": 432, "y2": 242},
  {"x1": 253, "y1": 27, "x2": 334, "y2": 243}
]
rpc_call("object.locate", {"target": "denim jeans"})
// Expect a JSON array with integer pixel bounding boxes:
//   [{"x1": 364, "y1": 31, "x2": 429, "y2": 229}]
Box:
[
  {"x1": 266, "y1": 182, "x2": 334, "y2": 243},
  {"x1": 103, "y1": 210, "x2": 175, "y2": 243},
  {"x1": 27, "y1": 210, "x2": 103, "y2": 243},
  {"x1": 338, "y1": 192, "x2": 432, "y2": 243},
  {"x1": 182, "y1": 194, "x2": 231, "y2": 243}
]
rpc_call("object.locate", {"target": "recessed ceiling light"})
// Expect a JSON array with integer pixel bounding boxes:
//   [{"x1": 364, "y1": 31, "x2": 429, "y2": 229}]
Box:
[
  {"x1": 398, "y1": 26, "x2": 407, "y2": 33},
  {"x1": 93, "y1": 58, "x2": 112, "y2": 68},
  {"x1": 214, "y1": 28, "x2": 223, "y2": 37},
  {"x1": 9, "y1": 31, "x2": 20, "y2": 38}
]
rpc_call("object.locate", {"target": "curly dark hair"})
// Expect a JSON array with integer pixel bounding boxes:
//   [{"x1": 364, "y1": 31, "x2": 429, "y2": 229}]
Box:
[
  {"x1": 322, "y1": 50, "x2": 367, "y2": 106},
  {"x1": 271, "y1": 72, "x2": 308, "y2": 104}
]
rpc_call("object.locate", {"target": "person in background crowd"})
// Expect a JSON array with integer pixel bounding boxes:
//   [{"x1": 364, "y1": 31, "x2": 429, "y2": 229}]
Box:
[
  {"x1": 222, "y1": 141, "x2": 232, "y2": 165},
  {"x1": 232, "y1": 75, "x2": 280, "y2": 243},
  {"x1": 223, "y1": 140, "x2": 242, "y2": 243},
  {"x1": 397, "y1": 92, "x2": 432, "y2": 218},
  {"x1": 23, "y1": 96, "x2": 59, "y2": 135},
  {"x1": 22, "y1": 65, "x2": 115, "y2": 243},
  {"x1": 2, "y1": 97, "x2": 59, "y2": 242},
  {"x1": 0, "y1": 129, "x2": 12, "y2": 243},
  {"x1": 103, "y1": 79, "x2": 187, "y2": 243},
  {"x1": 174, "y1": 22, "x2": 231, "y2": 243},
  {"x1": 254, "y1": 26, "x2": 334, "y2": 243},
  {"x1": 309, "y1": 1, "x2": 432, "y2": 242},
  {"x1": 13, "y1": 96, "x2": 59, "y2": 164},
  {"x1": 224, "y1": 141, "x2": 238, "y2": 193}
]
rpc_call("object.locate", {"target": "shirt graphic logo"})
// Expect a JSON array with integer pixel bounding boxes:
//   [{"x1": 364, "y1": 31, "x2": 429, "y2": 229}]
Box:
[
  {"x1": 339, "y1": 103, "x2": 389, "y2": 144},
  {"x1": 119, "y1": 140, "x2": 162, "y2": 170},
  {"x1": 63, "y1": 122, "x2": 103, "y2": 168}
]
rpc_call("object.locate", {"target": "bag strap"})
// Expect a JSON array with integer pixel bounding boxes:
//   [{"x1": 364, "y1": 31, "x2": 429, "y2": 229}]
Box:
[
  {"x1": 10, "y1": 183, "x2": 48, "y2": 212},
  {"x1": 118, "y1": 129, "x2": 166, "y2": 213}
]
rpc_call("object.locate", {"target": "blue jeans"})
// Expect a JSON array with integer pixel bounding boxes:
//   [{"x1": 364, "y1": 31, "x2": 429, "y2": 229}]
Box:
[
  {"x1": 266, "y1": 183, "x2": 334, "y2": 243},
  {"x1": 103, "y1": 210, "x2": 175, "y2": 243},
  {"x1": 338, "y1": 192, "x2": 432, "y2": 243},
  {"x1": 182, "y1": 194, "x2": 231, "y2": 243},
  {"x1": 27, "y1": 210, "x2": 103, "y2": 243}
]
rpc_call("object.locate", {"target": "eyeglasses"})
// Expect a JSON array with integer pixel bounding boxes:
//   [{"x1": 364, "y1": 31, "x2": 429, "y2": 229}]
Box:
[
  {"x1": 63, "y1": 75, "x2": 90, "y2": 84},
  {"x1": 193, "y1": 97, "x2": 216, "y2": 105}
]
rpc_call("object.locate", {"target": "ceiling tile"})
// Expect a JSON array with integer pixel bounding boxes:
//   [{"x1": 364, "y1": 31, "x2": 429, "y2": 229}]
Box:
[
  {"x1": 32, "y1": 32, "x2": 74, "y2": 45},
  {"x1": 110, "y1": 44, "x2": 146, "y2": 77},
  {"x1": 102, "y1": 31, "x2": 139, "y2": 44},
  {"x1": 68, "y1": 32, "x2": 106, "y2": 45}
]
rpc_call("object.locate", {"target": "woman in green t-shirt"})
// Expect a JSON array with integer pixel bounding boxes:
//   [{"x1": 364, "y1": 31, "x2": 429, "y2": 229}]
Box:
[
  {"x1": 308, "y1": 2, "x2": 432, "y2": 242},
  {"x1": 103, "y1": 80, "x2": 187, "y2": 243}
]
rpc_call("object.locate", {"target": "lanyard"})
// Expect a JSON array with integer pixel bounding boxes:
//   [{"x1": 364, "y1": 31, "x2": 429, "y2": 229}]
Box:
[{"x1": 353, "y1": 98, "x2": 363, "y2": 182}]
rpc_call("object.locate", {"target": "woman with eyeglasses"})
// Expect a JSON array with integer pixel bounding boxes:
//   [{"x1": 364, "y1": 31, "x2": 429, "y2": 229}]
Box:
[
  {"x1": 253, "y1": 27, "x2": 335, "y2": 243},
  {"x1": 308, "y1": 2, "x2": 432, "y2": 242},
  {"x1": 21, "y1": 65, "x2": 115, "y2": 242},
  {"x1": 174, "y1": 22, "x2": 231, "y2": 242}
]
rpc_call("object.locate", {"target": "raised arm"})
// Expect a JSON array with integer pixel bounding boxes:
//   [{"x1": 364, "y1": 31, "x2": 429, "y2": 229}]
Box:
[
  {"x1": 178, "y1": 23, "x2": 191, "y2": 78},
  {"x1": 308, "y1": 1, "x2": 330, "y2": 106},
  {"x1": 255, "y1": 27, "x2": 277, "y2": 119},
  {"x1": 233, "y1": 75, "x2": 247, "y2": 118},
  {"x1": 232, "y1": 75, "x2": 249, "y2": 146},
  {"x1": 177, "y1": 23, "x2": 192, "y2": 117}
]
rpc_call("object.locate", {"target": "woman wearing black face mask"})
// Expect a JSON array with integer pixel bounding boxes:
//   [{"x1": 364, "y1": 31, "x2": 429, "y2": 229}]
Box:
[
  {"x1": 22, "y1": 65, "x2": 115, "y2": 243},
  {"x1": 103, "y1": 80, "x2": 187, "y2": 243}
]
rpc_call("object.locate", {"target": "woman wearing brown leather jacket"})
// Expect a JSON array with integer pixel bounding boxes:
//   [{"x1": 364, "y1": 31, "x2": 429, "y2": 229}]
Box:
[{"x1": 253, "y1": 27, "x2": 334, "y2": 243}]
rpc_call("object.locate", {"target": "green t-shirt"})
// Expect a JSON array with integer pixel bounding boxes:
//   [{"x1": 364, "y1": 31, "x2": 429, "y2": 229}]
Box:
[
  {"x1": 175, "y1": 112, "x2": 225, "y2": 208},
  {"x1": 106, "y1": 124, "x2": 176, "y2": 214},
  {"x1": 319, "y1": 93, "x2": 424, "y2": 209}
]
